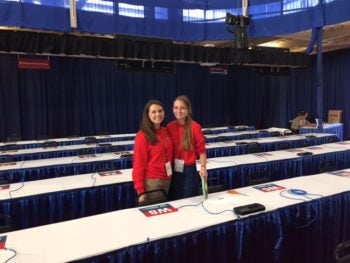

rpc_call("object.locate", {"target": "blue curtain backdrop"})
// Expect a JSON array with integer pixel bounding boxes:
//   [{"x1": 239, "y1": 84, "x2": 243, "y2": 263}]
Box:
[
  {"x1": 0, "y1": 49, "x2": 349, "y2": 141},
  {"x1": 0, "y1": 1, "x2": 349, "y2": 42}
]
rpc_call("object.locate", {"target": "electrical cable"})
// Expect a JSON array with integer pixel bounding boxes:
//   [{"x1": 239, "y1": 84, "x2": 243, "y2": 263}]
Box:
[
  {"x1": 4, "y1": 248, "x2": 17, "y2": 263},
  {"x1": 279, "y1": 189, "x2": 323, "y2": 228},
  {"x1": 8, "y1": 161, "x2": 26, "y2": 199}
]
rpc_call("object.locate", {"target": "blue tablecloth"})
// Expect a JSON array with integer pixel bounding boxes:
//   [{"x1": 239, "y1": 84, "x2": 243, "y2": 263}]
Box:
[
  {"x1": 72, "y1": 190, "x2": 350, "y2": 263},
  {"x1": 3, "y1": 145, "x2": 350, "y2": 231},
  {"x1": 300, "y1": 123, "x2": 343, "y2": 141},
  {"x1": 206, "y1": 134, "x2": 338, "y2": 158},
  {"x1": 0, "y1": 157, "x2": 132, "y2": 183}
]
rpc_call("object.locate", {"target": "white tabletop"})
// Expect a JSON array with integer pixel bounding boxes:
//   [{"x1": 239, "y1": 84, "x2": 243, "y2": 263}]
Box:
[
  {"x1": 1, "y1": 141, "x2": 350, "y2": 202},
  {"x1": 1, "y1": 172, "x2": 349, "y2": 262}
]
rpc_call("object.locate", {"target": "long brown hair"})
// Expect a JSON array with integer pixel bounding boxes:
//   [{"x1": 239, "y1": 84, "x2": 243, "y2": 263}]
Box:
[
  {"x1": 140, "y1": 100, "x2": 164, "y2": 145},
  {"x1": 174, "y1": 95, "x2": 193, "y2": 151}
]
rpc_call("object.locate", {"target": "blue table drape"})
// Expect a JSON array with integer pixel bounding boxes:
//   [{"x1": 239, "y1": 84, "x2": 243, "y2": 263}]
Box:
[
  {"x1": 0, "y1": 182, "x2": 135, "y2": 230},
  {"x1": 206, "y1": 134, "x2": 338, "y2": 158},
  {"x1": 205, "y1": 130, "x2": 277, "y2": 143},
  {"x1": 3, "y1": 144, "x2": 134, "y2": 162},
  {"x1": 0, "y1": 135, "x2": 136, "y2": 151},
  {"x1": 72, "y1": 191, "x2": 350, "y2": 263},
  {"x1": 0, "y1": 157, "x2": 132, "y2": 183},
  {"x1": 300, "y1": 123, "x2": 343, "y2": 141},
  {"x1": 4, "y1": 147, "x2": 350, "y2": 231}
]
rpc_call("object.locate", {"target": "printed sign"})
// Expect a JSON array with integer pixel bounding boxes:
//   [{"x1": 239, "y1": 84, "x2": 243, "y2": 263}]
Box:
[
  {"x1": 307, "y1": 146, "x2": 323, "y2": 150},
  {"x1": 0, "y1": 185, "x2": 10, "y2": 190},
  {"x1": 139, "y1": 203, "x2": 178, "y2": 217},
  {"x1": 98, "y1": 170, "x2": 122, "y2": 177},
  {"x1": 78, "y1": 154, "x2": 96, "y2": 159},
  {"x1": 0, "y1": 162, "x2": 16, "y2": 167},
  {"x1": 0, "y1": 236, "x2": 6, "y2": 250},
  {"x1": 253, "y1": 183, "x2": 286, "y2": 192},
  {"x1": 329, "y1": 170, "x2": 350, "y2": 178},
  {"x1": 255, "y1": 152, "x2": 272, "y2": 157}
]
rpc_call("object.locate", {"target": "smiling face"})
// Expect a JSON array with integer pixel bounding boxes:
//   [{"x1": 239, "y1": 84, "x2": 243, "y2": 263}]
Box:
[
  {"x1": 173, "y1": 99, "x2": 189, "y2": 124},
  {"x1": 148, "y1": 104, "x2": 165, "y2": 128}
]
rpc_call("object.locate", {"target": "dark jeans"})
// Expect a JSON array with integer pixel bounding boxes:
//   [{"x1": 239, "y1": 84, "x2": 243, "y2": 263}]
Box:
[{"x1": 168, "y1": 164, "x2": 201, "y2": 201}]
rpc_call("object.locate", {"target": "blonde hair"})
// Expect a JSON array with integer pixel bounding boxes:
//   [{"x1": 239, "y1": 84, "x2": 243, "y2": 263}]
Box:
[{"x1": 174, "y1": 95, "x2": 193, "y2": 151}]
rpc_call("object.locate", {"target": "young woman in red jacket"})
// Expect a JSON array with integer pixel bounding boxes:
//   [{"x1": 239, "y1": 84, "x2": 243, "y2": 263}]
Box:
[
  {"x1": 132, "y1": 100, "x2": 173, "y2": 204},
  {"x1": 167, "y1": 95, "x2": 208, "y2": 200}
]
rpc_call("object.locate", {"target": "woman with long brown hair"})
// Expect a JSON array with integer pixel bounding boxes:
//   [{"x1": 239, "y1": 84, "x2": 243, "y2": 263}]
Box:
[{"x1": 132, "y1": 100, "x2": 173, "y2": 204}]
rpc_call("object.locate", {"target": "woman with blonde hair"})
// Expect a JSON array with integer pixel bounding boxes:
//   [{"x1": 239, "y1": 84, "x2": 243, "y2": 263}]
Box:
[{"x1": 167, "y1": 95, "x2": 208, "y2": 200}]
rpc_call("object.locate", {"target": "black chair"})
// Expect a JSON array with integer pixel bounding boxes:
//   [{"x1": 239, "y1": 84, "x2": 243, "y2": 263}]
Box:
[
  {"x1": 137, "y1": 189, "x2": 168, "y2": 206},
  {"x1": 78, "y1": 148, "x2": 95, "y2": 156},
  {"x1": 270, "y1": 131, "x2": 281, "y2": 137},
  {"x1": 0, "y1": 155, "x2": 14, "y2": 164},
  {"x1": 327, "y1": 136, "x2": 340, "y2": 143},
  {"x1": 98, "y1": 131, "x2": 110, "y2": 136},
  {"x1": 216, "y1": 136, "x2": 229, "y2": 142},
  {"x1": 203, "y1": 130, "x2": 213, "y2": 135},
  {"x1": 240, "y1": 134, "x2": 252, "y2": 140},
  {"x1": 319, "y1": 160, "x2": 336, "y2": 173},
  {"x1": 7, "y1": 134, "x2": 21, "y2": 142},
  {"x1": 37, "y1": 135, "x2": 50, "y2": 141},
  {"x1": 42, "y1": 141, "x2": 58, "y2": 148},
  {"x1": 283, "y1": 130, "x2": 294, "y2": 136},
  {"x1": 110, "y1": 145, "x2": 125, "y2": 152},
  {"x1": 246, "y1": 142, "x2": 262, "y2": 154},
  {"x1": 1, "y1": 144, "x2": 19, "y2": 152},
  {"x1": 295, "y1": 140, "x2": 310, "y2": 148},
  {"x1": 247, "y1": 171, "x2": 271, "y2": 186},
  {"x1": 0, "y1": 214, "x2": 14, "y2": 234},
  {"x1": 275, "y1": 141, "x2": 291, "y2": 150},
  {"x1": 200, "y1": 177, "x2": 226, "y2": 195},
  {"x1": 335, "y1": 241, "x2": 350, "y2": 263},
  {"x1": 84, "y1": 136, "x2": 97, "y2": 144}
]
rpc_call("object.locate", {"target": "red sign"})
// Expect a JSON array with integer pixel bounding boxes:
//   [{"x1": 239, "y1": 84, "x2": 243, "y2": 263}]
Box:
[
  {"x1": 0, "y1": 185, "x2": 10, "y2": 190},
  {"x1": 139, "y1": 203, "x2": 178, "y2": 217},
  {"x1": 0, "y1": 162, "x2": 16, "y2": 167},
  {"x1": 98, "y1": 170, "x2": 122, "y2": 177},
  {"x1": 254, "y1": 183, "x2": 286, "y2": 192}
]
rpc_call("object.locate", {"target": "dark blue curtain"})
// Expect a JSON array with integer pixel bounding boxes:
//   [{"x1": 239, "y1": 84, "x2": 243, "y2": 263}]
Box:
[{"x1": 1, "y1": 49, "x2": 350, "y2": 142}]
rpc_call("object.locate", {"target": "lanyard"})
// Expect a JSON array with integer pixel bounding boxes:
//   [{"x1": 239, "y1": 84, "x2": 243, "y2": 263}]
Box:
[{"x1": 158, "y1": 129, "x2": 169, "y2": 162}]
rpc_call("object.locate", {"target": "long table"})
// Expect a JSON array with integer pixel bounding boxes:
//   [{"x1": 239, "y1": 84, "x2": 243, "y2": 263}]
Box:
[
  {"x1": 300, "y1": 122, "x2": 343, "y2": 140},
  {"x1": 0, "y1": 140, "x2": 134, "y2": 161},
  {"x1": 0, "y1": 133, "x2": 136, "y2": 150},
  {"x1": 1, "y1": 173, "x2": 349, "y2": 263},
  {"x1": 1, "y1": 133, "x2": 337, "y2": 161},
  {"x1": 0, "y1": 125, "x2": 254, "y2": 151},
  {"x1": 2, "y1": 141, "x2": 350, "y2": 230},
  {"x1": 205, "y1": 133, "x2": 337, "y2": 157},
  {"x1": 0, "y1": 152, "x2": 133, "y2": 183}
]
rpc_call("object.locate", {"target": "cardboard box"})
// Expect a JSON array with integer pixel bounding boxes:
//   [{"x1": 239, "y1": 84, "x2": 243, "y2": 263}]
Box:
[{"x1": 328, "y1": 110, "x2": 343, "y2": 123}]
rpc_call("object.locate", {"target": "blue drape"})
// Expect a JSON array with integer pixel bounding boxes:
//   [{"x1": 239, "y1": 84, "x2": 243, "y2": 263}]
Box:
[
  {"x1": 1, "y1": 50, "x2": 350, "y2": 142},
  {"x1": 72, "y1": 191, "x2": 350, "y2": 263}
]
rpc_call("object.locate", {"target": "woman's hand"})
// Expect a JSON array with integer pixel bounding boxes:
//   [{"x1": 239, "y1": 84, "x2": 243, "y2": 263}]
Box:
[
  {"x1": 138, "y1": 194, "x2": 147, "y2": 203},
  {"x1": 199, "y1": 165, "x2": 208, "y2": 179}
]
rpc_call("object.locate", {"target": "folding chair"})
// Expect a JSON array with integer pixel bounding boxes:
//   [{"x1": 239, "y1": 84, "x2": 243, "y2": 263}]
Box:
[{"x1": 335, "y1": 241, "x2": 350, "y2": 263}]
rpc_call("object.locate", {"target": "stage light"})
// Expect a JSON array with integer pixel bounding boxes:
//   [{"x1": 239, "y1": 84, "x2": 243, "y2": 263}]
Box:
[{"x1": 225, "y1": 13, "x2": 251, "y2": 49}]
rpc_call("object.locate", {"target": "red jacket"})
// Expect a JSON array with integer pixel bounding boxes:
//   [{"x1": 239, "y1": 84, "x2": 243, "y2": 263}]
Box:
[
  {"x1": 132, "y1": 127, "x2": 173, "y2": 195},
  {"x1": 166, "y1": 120, "x2": 206, "y2": 165}
]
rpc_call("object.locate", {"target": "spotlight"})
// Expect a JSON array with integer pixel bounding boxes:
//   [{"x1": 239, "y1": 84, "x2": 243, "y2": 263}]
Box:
[{"x1": 225, "y1": 13, "x2": 251, "y2": 49}]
